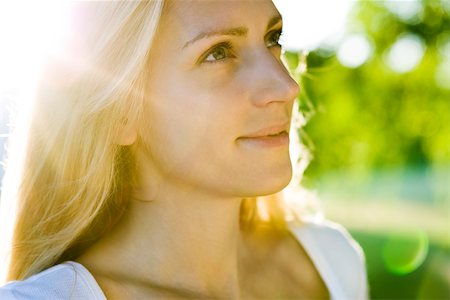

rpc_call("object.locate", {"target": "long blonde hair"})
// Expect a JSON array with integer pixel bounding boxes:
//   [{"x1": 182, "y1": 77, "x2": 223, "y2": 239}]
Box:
[{"x1": 0, "y1": 1, "x2": 314, "y2": 284}]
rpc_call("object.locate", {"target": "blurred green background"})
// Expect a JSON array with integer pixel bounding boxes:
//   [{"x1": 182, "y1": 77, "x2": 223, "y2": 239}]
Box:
[{"x1": 284, "y1": 0, "x2": 449, "y2": 298}]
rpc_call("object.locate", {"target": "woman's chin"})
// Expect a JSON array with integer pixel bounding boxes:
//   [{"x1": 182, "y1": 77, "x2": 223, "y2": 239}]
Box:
[
  {"x1": 240, "y1": 166, "x2": 293, "y2": 197},
  {"x1": 260, "y1": 176, "x2": 292, "y2": 196}
]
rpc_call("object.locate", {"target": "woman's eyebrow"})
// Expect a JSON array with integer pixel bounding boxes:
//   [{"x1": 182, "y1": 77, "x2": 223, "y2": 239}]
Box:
[
  {"x1": 182, "y1": 14, "x2": 283, "y2": 50},
  {"x1": 266, "y1": 15, "x2": 282, "y2": 31},
  {"x1": 182, "y1": 27, "x2": 248, "y2": 49}
]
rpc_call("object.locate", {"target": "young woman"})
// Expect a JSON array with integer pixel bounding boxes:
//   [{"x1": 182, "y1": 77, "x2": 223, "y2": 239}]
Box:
[{"x1": 0, "y1": 0, "x2": 368, "y2": 299}]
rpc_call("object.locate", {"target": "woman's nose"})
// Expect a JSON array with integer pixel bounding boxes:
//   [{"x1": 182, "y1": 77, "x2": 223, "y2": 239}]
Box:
[{"x1": 248, "y1": 50, "x2": 300, "y2": 107}]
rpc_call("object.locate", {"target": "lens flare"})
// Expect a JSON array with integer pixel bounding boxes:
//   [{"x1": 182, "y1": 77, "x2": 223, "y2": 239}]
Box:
[{"x1": 382, "y1": 229, "x2": 429, "y2": 275}]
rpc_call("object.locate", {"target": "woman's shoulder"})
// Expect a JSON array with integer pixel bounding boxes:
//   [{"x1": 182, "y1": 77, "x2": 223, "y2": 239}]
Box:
[
  {"x1": 0, "y1": 261, "x2": 106, "y2": 300},
  {"x1": 287, "y1": 218, "x2": 369, "y2": 299},
  {"x1": 288, "y1": 218, "x2": 366, "y2": 263}
]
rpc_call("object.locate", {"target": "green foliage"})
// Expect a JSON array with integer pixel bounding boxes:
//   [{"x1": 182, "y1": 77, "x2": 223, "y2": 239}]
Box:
[
  {"x1": 283, "y1": 2, "x2": 449, "y2": 298},
  {"x1": 286, "y1": 0, "x2": 450, "y2": 183}
]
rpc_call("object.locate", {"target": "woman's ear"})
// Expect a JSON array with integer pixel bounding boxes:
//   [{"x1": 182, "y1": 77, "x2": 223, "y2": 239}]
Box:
[{"x1": 116, "y1": 119, "x2": 137, "y2": 146}]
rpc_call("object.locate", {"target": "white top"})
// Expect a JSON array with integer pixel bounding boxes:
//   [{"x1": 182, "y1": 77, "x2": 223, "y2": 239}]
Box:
[{"x1": 0, "y1": 219, "x2": 369, "y2": 299}]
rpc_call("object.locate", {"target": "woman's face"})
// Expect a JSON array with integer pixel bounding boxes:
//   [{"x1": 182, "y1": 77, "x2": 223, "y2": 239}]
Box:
[{"x1": 137, "y1": 0, "x2": 299, "y2": 198}]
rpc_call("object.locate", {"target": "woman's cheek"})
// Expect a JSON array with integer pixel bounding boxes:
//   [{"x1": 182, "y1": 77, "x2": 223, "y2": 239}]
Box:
[{"x1": 191, "y1": 64, "x2": 239, "y2": 89}]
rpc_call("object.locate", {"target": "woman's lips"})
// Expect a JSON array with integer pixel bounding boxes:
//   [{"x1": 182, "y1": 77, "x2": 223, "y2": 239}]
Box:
[
  {"x1": 237, "y1": 130, "x2": 289, "y2": 147},
  {"x1": 241, "y1": 122, "x2": 289, "y2": 138}
]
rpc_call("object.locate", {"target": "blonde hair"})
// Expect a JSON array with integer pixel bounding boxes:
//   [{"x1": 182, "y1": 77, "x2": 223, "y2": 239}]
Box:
[{"x1": 0, "y1": 1, "x2": 314, "y2": 284}]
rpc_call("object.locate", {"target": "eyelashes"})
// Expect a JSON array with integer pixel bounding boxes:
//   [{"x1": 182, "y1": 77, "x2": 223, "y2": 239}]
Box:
[
  {"x1": 202, "y1": 41, "x2": 236, "y2": 63},
  {"x1": 199, "y1": 29, "x2": 284, "y2": 64},
  {"x1": 267, "y1": 29, "x2": 284, "y2": 48}
]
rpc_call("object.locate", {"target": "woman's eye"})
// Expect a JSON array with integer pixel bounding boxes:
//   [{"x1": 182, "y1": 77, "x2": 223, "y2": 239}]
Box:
[
  {"x1": 266, "y1": 29, "x2": 283, "y2": 48},
  {"x1": 202, "y1": 42, "x2": 235, "y2": 63}
]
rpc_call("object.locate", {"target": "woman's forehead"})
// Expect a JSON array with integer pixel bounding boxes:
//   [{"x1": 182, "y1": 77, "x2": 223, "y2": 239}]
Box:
[
  {"x1": 159, "y1": 0, "x2": 280, "y2": 45},
  {"x1": 161, "y1": 0, "x2": 279, "y2": 30}
]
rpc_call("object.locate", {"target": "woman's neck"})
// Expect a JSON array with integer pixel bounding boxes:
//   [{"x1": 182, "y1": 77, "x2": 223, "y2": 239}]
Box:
[{"x1": 77, "y1": 185, "x2": 245, "y2": 299}]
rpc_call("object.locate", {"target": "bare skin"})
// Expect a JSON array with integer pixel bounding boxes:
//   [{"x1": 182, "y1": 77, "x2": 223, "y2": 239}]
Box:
[
  {"x1": 77, "y1": 0, "x2": 329, "y2": 298},
  {"x1": 77, "y1": 225, "x2": 329, "y2": 299}
]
